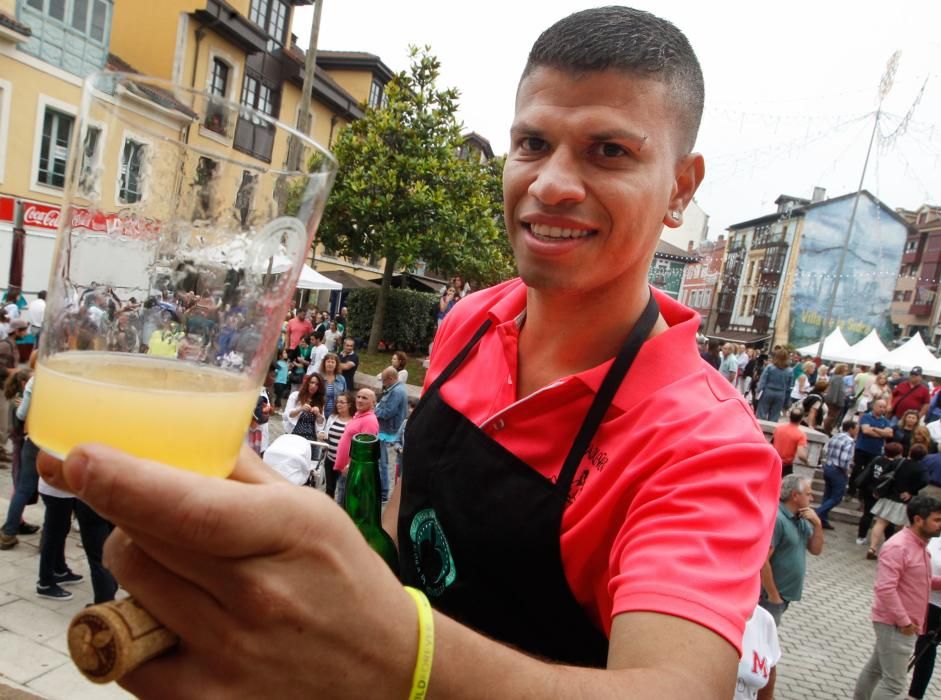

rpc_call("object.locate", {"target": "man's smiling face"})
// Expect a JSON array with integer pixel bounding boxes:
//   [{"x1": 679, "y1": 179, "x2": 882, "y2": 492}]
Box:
[{"x1": 503, "y1": 66, "x2": 699, "y2": 296}]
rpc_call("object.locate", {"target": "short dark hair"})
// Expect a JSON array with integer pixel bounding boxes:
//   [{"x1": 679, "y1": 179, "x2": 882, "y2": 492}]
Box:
[
  {"x1": 788, "y1": 407, "x2": 803, "y2": 424},
  {"x1": 842, "y1": 419, "x2": 856, "y2": 433},
  {"x1": 910, "y1": 444, "x2": 928, "y2": 461},
  {"x1": 907, "y1": 495, "x2": 941, "y2": 524},
  {"x1": 522, "y1": 6, "x2": 704, "y2": 151}
]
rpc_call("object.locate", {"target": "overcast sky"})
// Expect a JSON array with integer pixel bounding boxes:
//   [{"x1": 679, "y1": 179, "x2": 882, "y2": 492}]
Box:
[{"x1": 293, "y1": 1, "x2": 941, "y2": 239}]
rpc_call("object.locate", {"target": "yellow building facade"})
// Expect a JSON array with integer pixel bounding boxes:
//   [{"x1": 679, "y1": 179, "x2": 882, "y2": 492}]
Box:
[{"x1": 0, "y1": 0, "x2": 395, "y2": 300}]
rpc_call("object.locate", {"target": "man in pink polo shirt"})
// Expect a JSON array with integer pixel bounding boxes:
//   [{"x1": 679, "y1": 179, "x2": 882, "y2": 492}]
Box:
[
  {"x1": 37, "y1": 7, "x2": 780, "y2": 698},
  {"x1": 854, "y1": 496, "x2": 941, "y2": 699},
  {"x1": 333, "y1": 388, "x2": 379, "y2": 503}
]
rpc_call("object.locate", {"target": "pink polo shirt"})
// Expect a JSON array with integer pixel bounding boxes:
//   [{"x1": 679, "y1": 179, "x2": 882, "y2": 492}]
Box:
[
  {"x1": 427, "y1": 278, "x2": 781, "y2": 653},
  {"x1": 872, "y1": 527, "x2": 941, "y2": 633},
  {"x1": 333, "y1": 409, "x2": 379, "y2": 473}
]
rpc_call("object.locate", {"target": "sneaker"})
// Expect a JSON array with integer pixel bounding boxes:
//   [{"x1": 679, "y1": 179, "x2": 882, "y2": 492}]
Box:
[
  {"x1": 18, "y1": 522, "x2": 40, "y2": 535},
  {"x1": 821, "y1": 522, "x2": 835, "y2": 530},
  {"x1": 53, "y1": 570, "x2": 84, "y2": 586},
  {"x1": 37, "y1": 583, "x2": 73, "y2": 600},
  {"x1": 856, "y1": 537, "x2": 867, "y2": 545},
  {"x1": 0, "y1": 532, "x2": 17, "y2": 550}
]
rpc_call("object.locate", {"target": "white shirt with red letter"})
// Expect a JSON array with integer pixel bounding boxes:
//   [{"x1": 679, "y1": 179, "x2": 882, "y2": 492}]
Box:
[{"x1": 735, "y1": 605, "x2": 781, "y2": 700}]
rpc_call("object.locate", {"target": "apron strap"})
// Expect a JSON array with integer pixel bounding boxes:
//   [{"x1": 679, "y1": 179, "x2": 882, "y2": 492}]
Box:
[
  {"x1": 555, "y1": 292, "x2": 661, "y2": 497},
  {"x1": 425, "y1": 320, "x2": 493, "y2": 396}
]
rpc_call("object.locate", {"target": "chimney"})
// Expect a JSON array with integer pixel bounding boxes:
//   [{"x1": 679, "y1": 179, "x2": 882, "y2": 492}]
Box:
[{"x1": 811, "y1": 186, "x2": 826, "y2": 203}]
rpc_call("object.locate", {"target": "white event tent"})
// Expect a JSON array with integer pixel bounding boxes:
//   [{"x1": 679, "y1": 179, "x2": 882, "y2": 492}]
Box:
[
  {"x1": 877, "y1": 334, "x2": 941, "y2": 376},
  {"x1": 795, "y1": 327, "x2": 852, "y2": 361},
  {"x1": 824, "y1": 329, "x2": 890, "y2": 366},
  {"x1": 296, "y1": 264, "x2": 341, "y2": 291}
]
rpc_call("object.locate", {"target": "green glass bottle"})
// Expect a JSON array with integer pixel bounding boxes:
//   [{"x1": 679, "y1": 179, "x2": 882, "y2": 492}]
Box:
[{"x1": 344, "y1": 433, "x2": 398, "y2": 572}]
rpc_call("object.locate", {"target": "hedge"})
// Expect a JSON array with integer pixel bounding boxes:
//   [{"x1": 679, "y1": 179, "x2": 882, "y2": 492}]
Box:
[{"x1": 346, "y1": 287, "x2": 438, "y2": 352}]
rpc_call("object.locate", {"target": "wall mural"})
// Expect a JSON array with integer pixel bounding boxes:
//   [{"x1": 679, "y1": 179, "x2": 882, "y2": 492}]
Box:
[{"x1": 787, "y1": 193, "x2": 906, "y2": 348}]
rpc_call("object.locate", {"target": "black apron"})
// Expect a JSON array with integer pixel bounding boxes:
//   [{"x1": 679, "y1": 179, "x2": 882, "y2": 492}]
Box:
[{"x1": 398, "y1": 293, "x2": 660, "y2": 667}]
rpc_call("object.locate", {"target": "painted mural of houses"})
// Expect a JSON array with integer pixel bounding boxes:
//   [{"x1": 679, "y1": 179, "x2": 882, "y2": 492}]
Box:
[
  {"x1": 648, "y1": 239, "x2": 697, "y2": 300},
  {"x1": 717, "y1": 188, "x2": 910, "y2": 349},
  {"x1": 679, "y1": 235, "x2": 725, "y2": 333}
]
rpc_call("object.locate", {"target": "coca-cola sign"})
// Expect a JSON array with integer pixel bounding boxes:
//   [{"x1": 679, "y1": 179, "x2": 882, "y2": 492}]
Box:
[
  {"x1": 0, "y1": 195, "x2": 160, "y2": 239},
  {"x1": 22, "y1": 203, "x2": 61, "y2": 230}
]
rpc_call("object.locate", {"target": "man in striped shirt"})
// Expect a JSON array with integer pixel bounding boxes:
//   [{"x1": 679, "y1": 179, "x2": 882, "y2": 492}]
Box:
[{"x1": 815, "y1": 419, "x2": 858, "y2": 530}]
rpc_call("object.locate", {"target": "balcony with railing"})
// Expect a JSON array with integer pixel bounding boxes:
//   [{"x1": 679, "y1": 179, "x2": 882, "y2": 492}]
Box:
[{"x1": 910, "y1": 284, "x2": 937, "y2": 317}]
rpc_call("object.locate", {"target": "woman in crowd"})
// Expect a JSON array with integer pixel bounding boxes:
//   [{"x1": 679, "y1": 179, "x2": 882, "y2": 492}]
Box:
[
  {"x1": 319, "y1": 353, "x2": 347, "y2": 420},
  {"x1": 911, "y1": 424, "x2": 937, "y2": 455},
  {"x1": 756, "y1": 349, "x2": 793, "y2": 421},
  {"x1": 856, "y1": 442, "x2": 905, "y2": 550},
  {"x1": 284, "y1": 373, "x2": 326, "y2": 441},
  {"x1": 866, "y1": 442, "x2": 927, "y2": 559},
  {"x1": 863, "y1": 373, "x2": 891, "y2": 412},
  {"x1": 822, "y1": 364, "x2": 849, "y2": 435},
  {"x1": 437, "y1": 286, "x2": 457, "y2": 326},
  {"x1": 789, "y1": 360, "x2": 815, "y2": 407},
  {"x1": 893, "y1": 409, "x2": 921, "y2": 456},
  {"x1": 801, "y1": 379, "x2": 828, "y2": 432},
  {"x1": 376, "y1": 350, "x2": 409, "y2": 385},
  {"x1": 319, "y1": 391, "x2": 353, "y2": 501}
]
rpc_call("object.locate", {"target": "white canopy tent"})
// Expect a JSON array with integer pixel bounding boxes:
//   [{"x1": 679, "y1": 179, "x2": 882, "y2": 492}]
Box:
[
  {"x1": 825, "y1": 329, "x2": 890, "y2": 366},
  {"x1": 795, "y1": 327, "x2": 852, "y2": 361},
  {"x1": 877, "y1": 334, "x2": 941, "y2": 376},
  {"x1": 295, "y1": 264, "x2": 342, "y2": 291}
]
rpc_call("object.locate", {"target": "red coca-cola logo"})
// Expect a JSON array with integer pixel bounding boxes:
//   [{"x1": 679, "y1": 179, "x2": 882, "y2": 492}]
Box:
[{"x1": 23, "y1": 204, "x2": 60, "y2": 230}]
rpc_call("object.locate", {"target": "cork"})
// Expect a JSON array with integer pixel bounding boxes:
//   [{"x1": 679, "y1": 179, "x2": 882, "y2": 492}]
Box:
[{"x1": 67, "y1": 597, "x2": 179, "y2": 684}]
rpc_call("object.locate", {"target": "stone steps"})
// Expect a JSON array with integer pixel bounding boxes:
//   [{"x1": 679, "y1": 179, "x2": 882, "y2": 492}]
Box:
[{"x1": 809, "y1": 469, "x2": 861, "y2": 526}]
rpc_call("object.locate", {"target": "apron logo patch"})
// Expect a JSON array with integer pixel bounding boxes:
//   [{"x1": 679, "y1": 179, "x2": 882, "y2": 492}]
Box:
[{"x1": 409, "y1": 508, "x2": 456, "y2": 597}]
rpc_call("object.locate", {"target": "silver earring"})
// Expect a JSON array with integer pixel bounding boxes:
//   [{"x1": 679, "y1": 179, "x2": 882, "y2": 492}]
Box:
[{"x1": 671, "y1": 211, "x2": 681, "y2": 221}]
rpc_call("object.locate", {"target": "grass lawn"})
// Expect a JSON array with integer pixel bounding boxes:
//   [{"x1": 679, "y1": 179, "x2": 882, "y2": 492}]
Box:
[{"x1": 356, "y1": 349, "x2": 427, "y2": 387}]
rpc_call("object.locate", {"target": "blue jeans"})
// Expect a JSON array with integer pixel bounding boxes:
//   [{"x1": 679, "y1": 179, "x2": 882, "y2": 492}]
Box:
[
  {"x1": 377, "y1": 433, "x2": 395, "y2": 503},
  {"x1": 757, "y1": 390, "x2": 786, "y2": 421},
  {"x1": 2, "y1": 438, "x2": 39, "y2": 537},
  {"x1": 816, "y1": 465, "x2": 848, "y2": 526},
  {"x1": 74, "y1": 500, "x2": 118, "y2": 603}
]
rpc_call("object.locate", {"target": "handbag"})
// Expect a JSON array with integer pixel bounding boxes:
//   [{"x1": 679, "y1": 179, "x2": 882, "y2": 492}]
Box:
[
  {"x1": 853, "y1": 462, "x2": 876, "y2": 491},
  {"x1": 872, "y1": 471, "x2": 897, "y2": 500}
]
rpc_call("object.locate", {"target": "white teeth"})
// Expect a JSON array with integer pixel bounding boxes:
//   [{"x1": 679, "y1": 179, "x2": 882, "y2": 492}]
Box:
[{"x1": 529, "y1": 223, "x2": 593, "y2": 240}]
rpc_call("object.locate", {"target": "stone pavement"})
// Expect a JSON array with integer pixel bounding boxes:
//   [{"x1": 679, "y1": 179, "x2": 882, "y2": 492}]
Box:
[
  {"x1": 0, "y1": 464, "x2": 130, "y2": 700},
  {"x1": 3, "y1": 456, "x2": 941, "y2": 698},
  {"x1": 773, "y1": 465, "x2": 941, "y2": 699}
]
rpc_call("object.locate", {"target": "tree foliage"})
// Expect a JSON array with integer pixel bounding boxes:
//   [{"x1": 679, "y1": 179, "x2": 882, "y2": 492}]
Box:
[
  {"x1": 317, "y1": 46, "x2": 514, "y2": 351},
  {"x1": 345, "y1": 287, "x2": 438, "y2": 352}
]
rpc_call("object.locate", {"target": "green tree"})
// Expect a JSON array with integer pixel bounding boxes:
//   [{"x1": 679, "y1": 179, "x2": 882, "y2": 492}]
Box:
[{"x1": 318, "y1": 47, "x2": 513, "y2": 353}]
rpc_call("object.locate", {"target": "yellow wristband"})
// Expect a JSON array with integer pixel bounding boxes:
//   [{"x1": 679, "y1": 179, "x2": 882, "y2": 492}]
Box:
[{"x1": 403, "y1": 586, "x2": 434, "y2": 700}]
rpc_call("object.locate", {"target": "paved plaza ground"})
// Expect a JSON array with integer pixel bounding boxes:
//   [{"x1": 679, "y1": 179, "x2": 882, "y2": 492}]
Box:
[{"x1": 3, "y1": 456, "x2": 941, "y2": 698}]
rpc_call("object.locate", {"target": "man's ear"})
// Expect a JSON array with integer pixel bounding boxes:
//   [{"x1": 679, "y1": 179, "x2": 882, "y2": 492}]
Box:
[{"x1": 662, "y1": 153, "x2": 705, "y2": 229}]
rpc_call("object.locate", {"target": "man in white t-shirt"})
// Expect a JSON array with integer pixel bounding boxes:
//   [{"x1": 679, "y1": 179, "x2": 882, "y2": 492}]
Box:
[
  {"x1": 27, "y1": 291, "x2": 46, "y2": 342},
  {"x1": 735, "y1": 603, "x2": 781, "y2": 700},
  {"x1": 305, "y1": 330, "x2": 328, "y2": 377}
]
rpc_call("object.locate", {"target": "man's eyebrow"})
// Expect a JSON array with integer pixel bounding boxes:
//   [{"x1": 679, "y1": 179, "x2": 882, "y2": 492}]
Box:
[
  {"x1": 509, "y1": 122, "x2": 649, "y2": 150},
  {"x1": 587, "y1": 129, "x2": 649, "y2": 149}
]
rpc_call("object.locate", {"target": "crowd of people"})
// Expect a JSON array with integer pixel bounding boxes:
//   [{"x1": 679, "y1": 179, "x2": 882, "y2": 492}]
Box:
[{"x1": 703, "y1": 333, "x2": 941, "y2": 698}]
